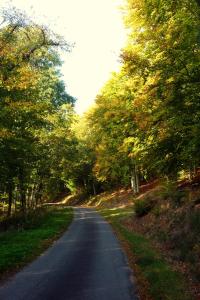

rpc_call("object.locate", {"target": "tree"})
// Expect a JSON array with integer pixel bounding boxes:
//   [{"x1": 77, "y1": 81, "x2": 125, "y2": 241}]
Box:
[
  {"x1": 81, "y1": 0, "x2": 200, "y2": 192},
  {"x1": 121, "y1": 0, "x2": 200, "y2": 178},
  {"x1": 0, "y1": 8, "x2": 76, "y2": 215},
  {"x1": 85, "y1": 71, "x2": 140, "y2": 192}
]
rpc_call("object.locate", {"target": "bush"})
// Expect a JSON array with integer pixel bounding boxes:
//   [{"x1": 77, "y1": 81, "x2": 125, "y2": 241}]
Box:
[
  {"x1": 134, "y1": 197, "x2": 154, "y2": 217},
  {"x1": 189, "y1": 210, "x2": 200, "y2": 234},
  {"x1": 160, "y1": 181, "x2": 188, "y2": 207},
  {"x1": 0, "y1": 207, "x2": 47, "y2": 231}
]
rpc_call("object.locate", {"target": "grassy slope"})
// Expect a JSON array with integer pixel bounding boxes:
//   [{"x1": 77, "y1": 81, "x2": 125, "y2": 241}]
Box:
[
  {"x1": 99, "y1": 207, "x2": 193, "y2": 300},
  {"x1": 0, "y1": 206, "x2": 73, "y2": 279}
]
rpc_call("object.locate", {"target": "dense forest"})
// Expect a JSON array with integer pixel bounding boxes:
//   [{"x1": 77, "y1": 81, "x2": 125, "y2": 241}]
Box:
[
  {"x1": 0, "y1": 1, "x2": 200, "y2": 299},
  {"x1": 1, "y1": 0, "x2": 200, "y2": 215},
  {"x1": 81, "y1": 0, "x2": 200, "y2": 193},
  {"x1": 0, "y1": 8, "x2": 78, "y2": 216}
]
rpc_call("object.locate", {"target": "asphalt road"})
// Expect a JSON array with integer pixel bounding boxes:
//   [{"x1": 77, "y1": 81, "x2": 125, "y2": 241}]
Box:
[{"x1": 0, "y1": 207, "x2": 138, "y2": 300}]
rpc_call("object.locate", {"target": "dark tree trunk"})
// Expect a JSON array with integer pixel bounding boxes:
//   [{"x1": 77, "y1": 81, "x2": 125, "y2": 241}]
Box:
[
  {"x1": 7, "y1": 184, "x2": 13, "y2": 217},
  {"x1": 21, "y1": 189, "x2": 26, "y2": 214},
  {"x1": 83, "y1": 179, "x2": 87, "y2": 190},
  {"x1": 19, "y1": 170, "x2": 26, "y2": 215},
  {"x1": 92, "y1": 182, "x2": 96, "y2": 196}
]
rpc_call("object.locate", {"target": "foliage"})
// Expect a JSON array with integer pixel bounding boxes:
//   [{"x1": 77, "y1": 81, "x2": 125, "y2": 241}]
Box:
[
  {"x1": 85, "y1": 72, "x2": 138, "y2": 188},
  {"x1": 2, "y1": 0, "x2": 200, "y2": 213},
  {"x1": 170, "y1": 209, "x2": 200, "y2": 279},
  {"x1": 82, "y1": 0, "x2": 200, "y2": 190},
  {"x1": 134, "y1": 197, "x2": 154, "y2": 217},
  {"x1": 0, "y1": 7, "x2": 77, "y2": 216},
  {"x1": 160, "y1": 181, "x2": 188, "y2": 206},
  {"x1": 121, "y1": 0, "x2": 200, "y2": 177}
]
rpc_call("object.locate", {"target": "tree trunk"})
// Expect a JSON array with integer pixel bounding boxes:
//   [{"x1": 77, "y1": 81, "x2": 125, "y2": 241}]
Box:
[
  {"x1": 27, "y1": 188, "x2": 33, "y2": 211},
  {"x1": 189, "y1": 167, "x2": 192, "y2": 181},
  {"x1": 2, "y1": 190, "x2": 6, "y2": 213},
  {"x1": 19, "y1": 176, "x2": 26, "y2": 214},
  {"x1": 14, "y1": 187, "x2": 18, "y2": 213},
  {"x1": 92, "y1": 182, "x2": 96, "y2": 196},
  {"x1": 131, "y1": 164, "x2": 140, "y2": 194},
  {"x1": 21, "y1": 189, "x2": 26, "y2": 214},
  {"x1": 19, "y1": 168, "x2": 28, "y2": 214},
  {"x1": 135, "y1": 165, "x2": 139, "y2": 193},
  {"x1": 131, "y1": 170, "x2": 136, "y2": 193},
  {"x1": 193, "y1": 164, "x2": 197, "y2": 177},
  {"x1": 7, "y1": 183, "x2": 13, "y2": 217},
  {"x1": 83, "y1": 179, "x2": 87, "y2": 190},
  {"x1": 30, "y1": 186, "x2": 35, "y2": 209}
]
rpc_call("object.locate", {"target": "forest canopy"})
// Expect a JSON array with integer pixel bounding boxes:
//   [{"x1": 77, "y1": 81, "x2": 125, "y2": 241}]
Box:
[
  {"x1": 81, "y1": 0, "x2": 200, "y2": 192},
  {"x1": 1, "y1": 0, "x2": 200, "y2": 216},
  {"x1": 0, "y1": 7, "x2": 77, "y2": 215}
]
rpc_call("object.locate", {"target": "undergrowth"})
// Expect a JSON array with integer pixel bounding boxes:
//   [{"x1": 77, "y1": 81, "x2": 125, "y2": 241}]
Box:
[{"x1": 0, "y1": 205, "x2": 73, "y2": 278}]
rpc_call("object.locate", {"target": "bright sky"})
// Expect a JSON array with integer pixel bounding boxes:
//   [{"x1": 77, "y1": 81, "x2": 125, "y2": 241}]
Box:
[{"x1": 1, "y1": 0, "x2": 126, "y2": 114}]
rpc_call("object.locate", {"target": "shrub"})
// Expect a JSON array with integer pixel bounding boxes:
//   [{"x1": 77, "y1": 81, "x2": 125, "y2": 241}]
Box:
[
  {"x1": 0, "y1": 207, "x2": 47, "y2": 231},
  {"x1": 160, "y1": 181, "x2": 188, "y2": 207},
  {"x1": 189, "y1": 210, "x2": 200, "y2": 235},
  {"x1": 152, "y1": 205, "x2": 162, "y2": 217},
  {"x1": 134, "y1": 197, "x2": 154, "y2": 217}
]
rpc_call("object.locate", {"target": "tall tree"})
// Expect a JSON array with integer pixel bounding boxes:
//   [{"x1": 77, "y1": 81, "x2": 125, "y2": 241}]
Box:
[{"x1": 0, "y1": 8, "x2": 76, "y2": 215}]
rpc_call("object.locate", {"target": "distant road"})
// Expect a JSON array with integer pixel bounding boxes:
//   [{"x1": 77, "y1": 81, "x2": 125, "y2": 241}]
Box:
[{"x1": 0, "y1": 208, "x2": 138, "y2": 300}]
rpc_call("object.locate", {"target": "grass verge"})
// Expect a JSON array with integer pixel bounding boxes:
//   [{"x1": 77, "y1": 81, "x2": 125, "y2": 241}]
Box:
[
  {"x1": 100, "y1": 207, "x2": 192, "y2": 300},
  {"x1": 0, "y1": 205, "x2": 73, "y2": 280}
]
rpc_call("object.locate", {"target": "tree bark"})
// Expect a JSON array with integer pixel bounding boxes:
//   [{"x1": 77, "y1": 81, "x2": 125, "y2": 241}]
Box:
[
  {"x1": 21, "y1": 189, "x2": 26, "y2": 214},
  {"x1": 135, "y1": 165, "x2": 139, "y2": 193},
  {"x1": 83, "y1": 179, "x2": 87, "y2": 190},
  {"x1": 131, "y1": 164, "x2": 140, "y2": 194},
  {"x1": 92, "y1": 182, "x2": 96, "y2": 196},
  {"x1": 131, "y1": 170, "x2": 136, "y2": 193},
  {"x1": 7, "y1": 183, "x2": 13, "y2": 217},
  {"x1": 19, "y1": 171, "x2": 26, "y2": 215}
]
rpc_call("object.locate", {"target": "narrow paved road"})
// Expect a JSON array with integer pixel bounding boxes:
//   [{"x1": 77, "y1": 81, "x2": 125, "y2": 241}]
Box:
[{"x1": 0, "y1": 208, "x2": 138, "y2": 300}]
